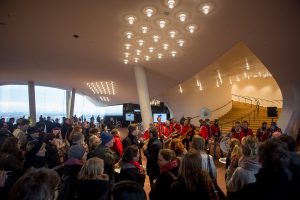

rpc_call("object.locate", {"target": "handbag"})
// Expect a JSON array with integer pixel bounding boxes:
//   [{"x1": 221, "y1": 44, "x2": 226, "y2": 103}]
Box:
[{"x1": 207, "y1": 155, "x2": 228, "y2": 200}]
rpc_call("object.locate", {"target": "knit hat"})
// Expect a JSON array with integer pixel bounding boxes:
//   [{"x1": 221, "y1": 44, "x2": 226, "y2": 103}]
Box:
[
  {"x1": 68, "y1": 145, "x2": 85, "y2": 159},
  {"x1": 101, "y1": 132, "x2": 114, "y2": 145}
]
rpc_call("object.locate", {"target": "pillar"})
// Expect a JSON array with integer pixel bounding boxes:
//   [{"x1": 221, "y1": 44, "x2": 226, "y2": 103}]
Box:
[
  {"x1": 66, "y1": 90, "x2": 71, "y2": 118},
  {"x1": 28, "y1": 81, "x2": 36, "y2": 125},
  {"x1": 69, "y1": 88, "x2": 76, "y2": 118},
  {"x1": 134, "y1": 66, "x2": 153, "y2": 130}
]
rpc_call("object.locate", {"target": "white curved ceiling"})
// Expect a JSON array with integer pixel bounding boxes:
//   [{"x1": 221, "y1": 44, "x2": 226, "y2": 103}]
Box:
[{"x1": 0, "y1": 0, "x2": 297, "y2": 105}]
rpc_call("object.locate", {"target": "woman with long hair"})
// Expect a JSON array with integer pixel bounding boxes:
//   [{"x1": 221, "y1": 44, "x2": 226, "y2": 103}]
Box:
[
  {"x1": 77, "y1": 157, "x2": 111, "y2": 200},
  {"x1": 119, "y1": 145, "x2": 145, "y2": 186},
  {"x1": 170, "y1": 149, "x2": 212, "y2": 200},
  {"x1": 149, "y1": 149, "x2": 179, "y2": 200},
  {"x1": 226, "y1": 135, "x2": 260, "y2": 199},
  {"x1": 0, "y1": 137, "x2": 24, "y2": 199}
]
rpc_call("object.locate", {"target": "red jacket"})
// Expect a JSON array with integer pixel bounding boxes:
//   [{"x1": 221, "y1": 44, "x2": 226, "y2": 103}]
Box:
[
  {"x1": 163, "y1": 126, "x2": 173, "y2": 137},
  {"x1": 112, "y1": 135, "x2": 123, "y2": 157},
  {"x1": 199, "y1": 125, "x2": 209, "y2": 140},
  {"x1": 155, "y1": 122, "x2": 165, "y2": 137},
  {"x1": 211, "y1": 124, "x2": 220, "y2": 137},
  {"x1": 240, "y1": 128, "x2": 253, "y2": 141},
  {"x1": 180, "y1": 125, "x2": 190, "y2": 136},
  {"x1": 144, "y1": 129, "x2": 150, "y2": 140}
]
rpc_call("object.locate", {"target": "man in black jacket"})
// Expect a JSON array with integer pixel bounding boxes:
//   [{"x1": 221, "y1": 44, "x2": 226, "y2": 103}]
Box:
[{"x1": 144, "y1": 127, "x2": 162, "y2": 189}]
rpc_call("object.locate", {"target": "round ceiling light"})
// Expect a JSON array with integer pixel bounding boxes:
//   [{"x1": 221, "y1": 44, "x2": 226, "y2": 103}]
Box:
[
  {"x1": 162, "y1": 43, "x2": 169, "y2": 50},
  {"x1": 124, "y1": 31, "x2": 134, "y2": 39},
  {"x1": 199, "y1": 2, "x2": 215, "y2": 15},
  {"x1": 125, "y1": 15, "x2": 137, "y2": 25},
  {"x1": 142, "y1": 6, "x2": 156, "y2": 18},
  {"x1": 171, "y1": 50, "x2": 177, "y2": 57},
  {"x1": 165, "y1": 0, "x2": 177, "y2": 9},
  {"x1": 124, "y1": 52, "x2": 130, "y2": 58},
  {"x1": 139, "y1": 25, "x2": 150, "y2": 34},
  {"x1": 157, "y1": 19, "x2": 168, "y2": 29},
  {"x1": 124, "y1": 43, "x2": 132, "y2": 50},
  {"x1": 176, "y1": 11, "x2": 189, "y2": 22},
  {"x1": 157, "y1": 53, "x2": 163, "y2": 59},
  {"x1": 136, "y1": 39, "x2": 145, "y2": 46},
  {"x1": 177, "y1": 39, "x2": 185, "y2": 47},
  {"x1": 148, "y1": 46, "x2": 155, "y2": 53},
  {"x1": 151, "y1": 34, "x2": 161, "y2": 42},
  {"x1": 168, "y1": 30, "x2": 177, "y2": 38},
  {"x1": 145, "y1": 55, "x2": 151, "y2": 61},
  {"x1": 186, "y1": 24, "x2": 198, "y2": 34}
]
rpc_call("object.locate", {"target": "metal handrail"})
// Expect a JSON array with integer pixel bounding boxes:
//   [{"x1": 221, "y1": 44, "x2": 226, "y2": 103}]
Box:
[
  {"x1": 191, "y1": 100, "x2": 233, "y2": 119},
  {"x1": 232, "y1": 94, "x2": 283, "y2": 105}
]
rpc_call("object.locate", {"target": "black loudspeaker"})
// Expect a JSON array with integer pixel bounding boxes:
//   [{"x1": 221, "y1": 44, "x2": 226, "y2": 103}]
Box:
[{"x1": 267, "y1": 107, "x2": 278, "y2": 117}]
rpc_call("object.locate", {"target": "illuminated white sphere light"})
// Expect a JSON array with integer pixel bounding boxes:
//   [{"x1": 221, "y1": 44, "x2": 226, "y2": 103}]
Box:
[
  {"x1": 125, "y1": 15, "x2": 137, "y2": 25},
  {"x1": 186, "y1": 24, "x2": 198, "y2": 34},
  {"x1": 177, "y1": 39, "x2": 185, "y2": 47},
  {"x1": 143, "y1": 7, "x2": 156, "y2": 18},
  {"x1": 124, "y1": 31, "x2": 134, "y2": 39},
  {"x1": 152, "y1": 35, "x2": 161, "y2": 42},
  {"x1": 199, "y1": 2, "x2": 214, "y2": 15},
  {"x1": 169, "y1": 30, "x2": 177, "y2": 38}
]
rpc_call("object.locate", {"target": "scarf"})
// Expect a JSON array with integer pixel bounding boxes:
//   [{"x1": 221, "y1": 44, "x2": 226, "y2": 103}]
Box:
[
  {"x1": 129, "y1": 161, "x2": 143, "y2": 173},
  {"x1": 160, "y1": 160, "x2": 178, "y2": 173}
]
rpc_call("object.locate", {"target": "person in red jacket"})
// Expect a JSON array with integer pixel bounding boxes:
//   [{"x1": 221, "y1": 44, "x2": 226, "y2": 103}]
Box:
[
  {"x1": 111, "y1": 129, "x2": 123, "y2": 162},
  {"x1": 180, "y1": 118, "x2": 192, "y2": 150},
  {"x1": 199, "y1": 119, "x2": 210, "y2": 153},
  {"x1": 155, "y1": 116, "x2": 165, "y2": 138},
  {"x1": 240, "y1": 121, "x2": 253, "y2": 141}
]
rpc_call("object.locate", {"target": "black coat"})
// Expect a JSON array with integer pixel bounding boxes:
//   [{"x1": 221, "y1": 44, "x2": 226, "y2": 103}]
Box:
[
  {"x1": 77, "y1": 179, "x2": 112, "y2": 200},
  {"x1": 120, "y1": 162, "x2": 145, "y2": 186},
  {"x1": 170, "y1": 176, "x2": 211, "y2": 200},
  {"x1": 45, "y1": 143, "x2": 61, "y2": 168},
  {"x1": 122, "y1": 134, "x2": 139, "y2": 151},
  {"x1": 239, "y1": 168, "x2": 299, "y2": 200},
  {"x1": 122, "y1": 134, "x2": 142, "y2": 164},
  {"x1": 145, "y1": 137, "x2": 162, "y2": 177},
  {"x1": 149, "y1": 166, "x2": 179, "y2": 200}
]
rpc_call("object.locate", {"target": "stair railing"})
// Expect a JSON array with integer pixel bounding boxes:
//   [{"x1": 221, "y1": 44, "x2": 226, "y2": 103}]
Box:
[
  {"x1": 191, "y1": 100, "x2": 233, "y2": 121},
  {"x1": 219, "y1": 106, "x2": 258, "y2": 132},
  {"x1": 232, "y1": 94, "x2": 283, "y2": 108}
]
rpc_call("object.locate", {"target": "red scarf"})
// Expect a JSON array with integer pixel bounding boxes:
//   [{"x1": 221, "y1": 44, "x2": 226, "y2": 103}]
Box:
[
  {"x1": 160, "y1": 160, "x2": 178, "y2": 173},
  {"x1": 130, "y1": 161, "x2": 143, "y2": 173}
]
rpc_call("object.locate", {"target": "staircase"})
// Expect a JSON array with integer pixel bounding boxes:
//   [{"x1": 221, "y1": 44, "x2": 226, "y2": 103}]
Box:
[{"x1": 219, "y1": 101, "x2": 281, "y2": 133}]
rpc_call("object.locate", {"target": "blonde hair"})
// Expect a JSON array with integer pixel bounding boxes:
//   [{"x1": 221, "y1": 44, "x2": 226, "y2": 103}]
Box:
[
  {"x1": 78, "y1": 157, "x2": 109, "y2": 181},
  {"x1": 241, "y1": 135, "x2": 259, "y2": 156},
  {"x1": 169, "y1": 138, "x2": 185, "y2": 156}
]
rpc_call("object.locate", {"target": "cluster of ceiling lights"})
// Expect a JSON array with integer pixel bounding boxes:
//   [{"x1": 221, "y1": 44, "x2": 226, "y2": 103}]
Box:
[
  {"x1": 86, "y1": 81, "x2": 116, "y2": 102},
  {"x1": 150, "y1": 99, "x2": 161, "y2": 106},
  {"x1": 122, "y1": 0, "x2": 215, "y2": 64}
]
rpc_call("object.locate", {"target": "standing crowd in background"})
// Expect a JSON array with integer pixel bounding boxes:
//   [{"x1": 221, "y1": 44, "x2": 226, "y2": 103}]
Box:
[{"x1": 0, "y1": 115, "x2": 300, "y2": 200}]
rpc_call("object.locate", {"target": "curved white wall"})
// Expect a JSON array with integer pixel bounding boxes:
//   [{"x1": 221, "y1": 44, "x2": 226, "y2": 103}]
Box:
[
  {"x1": 231, "y1": 77, "x2": 282, "y2": 108},
  {"x1": 161, "y1": 81, "x2": 232, "y2": 125}
]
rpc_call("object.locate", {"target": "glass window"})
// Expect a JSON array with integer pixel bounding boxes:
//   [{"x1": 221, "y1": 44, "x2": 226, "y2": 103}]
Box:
[
  {"x1": 0, "y1": 85, "x2": 29, "y2": 120},
  {"x1": 35, "y1": 86, "x2": 66, "y2": 122}
]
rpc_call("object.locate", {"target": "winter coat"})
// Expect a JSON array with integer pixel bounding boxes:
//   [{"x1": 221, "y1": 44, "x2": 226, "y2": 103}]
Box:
[
  {"x1": 145, "y1": 137, "x2": 162, "y2": 177},
  {"x1": 149, "y1": 165, "x2": 179, "y2": 200},
  {"x1": 239, "y1": 168, "x2": 299, "y2": 200},
  {"x1": 57, "y1": 158, "x2": 83, "y2": 200},
  {"x1": 93, "y1": 144, "x2": 115, "y2": 181},
  {"x1": 77, "y1": 179, "x2": 111, "y2": 200},
  {"x1": 170, "y1": 175, "x2": 211, "y2": 200},
  {"x1": 226, "y1": 156, "x2": 261, "y2": 193},
  {"x1": 45, "y1": 143, "x2": 61, "y2": 168},
  {"x1": 119, "y1": 161, "x2": 145, "y2": 186}
]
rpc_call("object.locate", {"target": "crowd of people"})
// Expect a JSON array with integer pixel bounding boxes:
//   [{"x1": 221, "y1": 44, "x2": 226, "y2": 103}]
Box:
[{"x1": 0, "y1": 115, "x2": 299, "y2": 200}]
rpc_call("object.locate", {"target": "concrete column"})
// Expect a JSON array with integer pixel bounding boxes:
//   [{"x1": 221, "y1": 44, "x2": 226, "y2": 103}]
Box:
[
  {"x1": 66, "y1": 90, "x2": 71, "y2": 118},
  {"x1": 134, "y1": 66, "x2": 153, "y2": 130},
  {"x1": 69, "y1": 88, "x2": 76, "y2": 118},
  {"x1": 28, "y1": 81, "x2": 36, "y2": 125}
]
